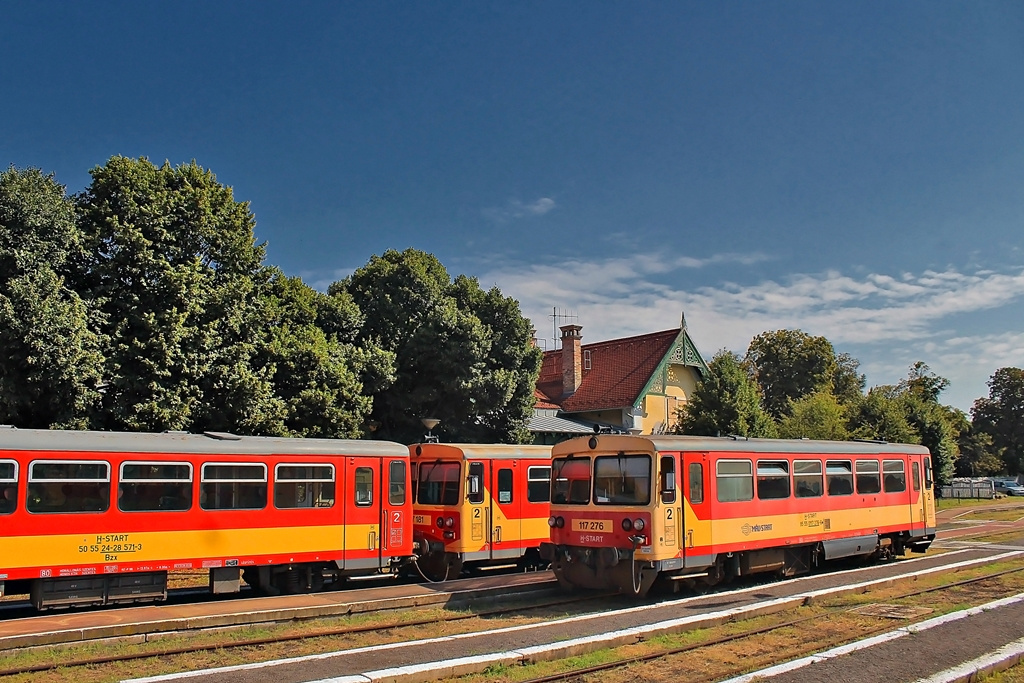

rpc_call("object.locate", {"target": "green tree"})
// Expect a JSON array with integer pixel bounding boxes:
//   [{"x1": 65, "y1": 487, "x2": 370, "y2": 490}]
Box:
[
  {"x1": 972, "y1": 367, "x2": 1024, "y2": 474},
  {"x1": 846, "y1": 386, "x2": 918, "y2": 444},
  {"x1": 777, "y1": 391, "x2": 849, "y2": 440},
  {"x1": 260, "y1": 271, "x2": 394, "y2": 438},
  {"x1": 74, "y1": 157, "x2": 280, "y2": 434},
  {"x1": 956, "y1": 427, "x2": 1004, "y2": 477},
  {"x1": 0, "y1": 167, "x2": 102, "y2": 428},
  {"x1": 745, "y1": 330, "x2": 838, "y2": 419},
  {"x1": 832, "y1": 352, "x2": 867, "y2": 404},
  {"x1": 674, "y1": 350, "x2": 777, "y2": 438},
  {"x1": 846, "y1": 363, "x2": 960, "y2": 485},
  {"x1": 338, "y1": 248, "x2": 541, "y2": 444},
  {"x1": 898, "y1": 362, "x2": 959, "y2": 485}
]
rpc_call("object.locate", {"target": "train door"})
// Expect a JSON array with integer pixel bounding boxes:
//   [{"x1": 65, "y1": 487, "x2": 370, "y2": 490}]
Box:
[
  {"x1": 658, "y1": 453, "x2": 683, "y2": 559},
  {"x1": 490, "y1": 462, "x2": 520, "y2": 560},
  {"x1": 343, "y1": 456, "x2": 381, "y2": 570},
  {"x1": 682, "y1": 452, "x2": 711, "y2": 567},
  {"x1": 383, "y1": 459, "x2": 409, "y2": 564},
  {"x1": 466, "y1": 460, "x2": 490, "y2": 558},
  {"x1": 922, "y1": 456, "x2": 937, "y2": 530}
]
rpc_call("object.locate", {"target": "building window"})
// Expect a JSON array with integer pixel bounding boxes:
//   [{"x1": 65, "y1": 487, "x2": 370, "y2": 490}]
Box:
[{"x1": 584, "y1": 349, "x2": 592, "y2": 370}]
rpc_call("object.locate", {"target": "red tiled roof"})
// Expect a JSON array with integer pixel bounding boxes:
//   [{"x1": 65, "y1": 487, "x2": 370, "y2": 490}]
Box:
[{"x1": 536, "y1": 328, "x2": 681, "y2": 413}]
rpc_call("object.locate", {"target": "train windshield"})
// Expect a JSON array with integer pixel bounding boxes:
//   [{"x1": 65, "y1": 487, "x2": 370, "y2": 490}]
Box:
[
  {"x1": 551, "y1": 457, "x2": 592, "y2": 504},
  {"x1": 417, "y1": 461, "x2": 461, "y2": 506},
  {"x1": 594, "y1": 453, "x2": 651, "y2": 505}
]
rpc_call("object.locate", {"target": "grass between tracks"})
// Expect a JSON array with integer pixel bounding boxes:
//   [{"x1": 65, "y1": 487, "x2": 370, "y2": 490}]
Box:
[
  {"x1": 4, "y1": 525, "x2": 1024, "y2": 683},
  {"x1": 0, "y1": 596, "x2": 588, "y2": 683},
  {"x1": 442, "y1": 554, "x2": 1024, "y2": 683}
]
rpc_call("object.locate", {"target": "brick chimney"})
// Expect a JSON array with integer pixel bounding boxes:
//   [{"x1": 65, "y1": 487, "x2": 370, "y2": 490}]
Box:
[{"x1": 560, "y1": 324, "x2": 583, "y2": 397}]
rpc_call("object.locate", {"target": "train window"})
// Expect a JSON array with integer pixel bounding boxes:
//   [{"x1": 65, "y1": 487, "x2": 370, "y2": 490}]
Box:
[
  {"x1": 689, "y1": 463, "x2": 704, "y2": 504},
  {"x1": 594, "y1": 454, "x2": 651, "y2": 505},
  {"x1": 418, "y1": 462, "x2": 461, "y2": 505},
  {"x1": 794, "y1": 460, "x2": 823, "y2": 498},
  {"x1": 119, "y1": 462, "x2": 193, "y2": 512},
  {"x1": 527, "y1": 466, "x2": 551, "y2": 503},
  {"x1": 883, "y1": 460, "x2": 906, "y2": 493},
  {"x1": 27, "y1": 460, "x2": 110, "y2": 514},
  {"x1": 274, "y1": 464, "x2": 335, "y2": 509},
  {"x1": 497, "y1": 468, "x2": 513, "y2": 504},
  {"x1": 660, "y1": 456, "x2": 676, "y2": 504},
  {"x1": 389, "y1": 460, "x2": 407, "y2": 506},
  {"x1": 924, "y1": 457, "x2": 934, "y2": 488},
  {"x1": 0, "y1": 460, "x2": 17, "y2": 514},
  {"x1": 855, "y1": 460, "x2": 881, "y2": 494},
  {"x1": 756, "y1": 461, "x2": 790, "y2": 500},
  {"x1": 200, "y1": 463, "x2": 267, "y2": 510},
  {"x1": 467, "y1": 462, "x2": 485, "y2": 504},
  {"x1": 355, "y1": 467, "x2": 373, "y2": 506},
  {"x1": 716, "y1": 460, "x2": 753, "y2": 503},
  {"x1": 825, "y1": 460, "x2": 853, "y2": 496},
  {"x1": 551, "y1": 457, "x2": 591, "y2": 505},
  {"x1": 912, "y1": 462, "x2": 921, "y2": 491}
]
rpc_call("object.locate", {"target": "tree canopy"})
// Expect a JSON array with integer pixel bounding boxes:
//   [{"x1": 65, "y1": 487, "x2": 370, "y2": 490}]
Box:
[
  {"x1": 0, "y1": 166, "x2": 102, "y2": 428},
  {"x1": 338, "y1": 248, "x2": 541, "y2": 444},
  {"x1": 972, "y1": 367, "x2": 1024, "y2": 474},
  {"x1": 674, "y1": 349, "x2": 777, "y2": 438},
  {"x1": 745, "y1": 329, "x2": 840, "y2": 419}
]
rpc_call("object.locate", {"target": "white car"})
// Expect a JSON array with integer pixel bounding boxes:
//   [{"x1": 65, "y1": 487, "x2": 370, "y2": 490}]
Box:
[{"x1": 993, "y1": 480, "x2": 1024, "y2": 496}]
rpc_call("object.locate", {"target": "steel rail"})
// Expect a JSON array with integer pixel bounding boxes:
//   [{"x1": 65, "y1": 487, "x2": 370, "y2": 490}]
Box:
[{"x1": 514, "y1": 564, "x2": 1024, "y2": 683}]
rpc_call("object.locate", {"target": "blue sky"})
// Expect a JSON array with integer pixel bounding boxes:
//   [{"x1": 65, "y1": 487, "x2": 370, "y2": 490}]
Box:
[{"x1": 3, "y1": 2, "x2": 1022, "y2": 413}]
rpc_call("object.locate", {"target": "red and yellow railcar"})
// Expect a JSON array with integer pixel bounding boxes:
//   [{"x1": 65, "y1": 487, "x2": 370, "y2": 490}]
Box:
[
  {"x1": 409, "y1": 443, "x2": 552, "y2": 581},
  {"x1": 0, "y1": 428, "x2": 413, "y2": 609},
  {"x1": 541, "y1": 434, "x2": 937, "y2": 595}
]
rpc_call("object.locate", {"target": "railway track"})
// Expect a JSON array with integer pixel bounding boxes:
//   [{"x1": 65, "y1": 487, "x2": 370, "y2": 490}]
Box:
[
  {"x1": 4, "y1": 549, "x2": 1022, "y2": 683},
  {"x1": 0, "y1": 591, "x2": 612, "y2": 677},
  {"x1": 508, "y1": 564, "x2": 1024, "y2": 683}
]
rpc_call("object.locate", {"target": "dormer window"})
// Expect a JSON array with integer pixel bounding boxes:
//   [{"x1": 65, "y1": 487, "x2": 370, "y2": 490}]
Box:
[{"x1": 583, "y1": 350, "x2": 592, "y2": 370}]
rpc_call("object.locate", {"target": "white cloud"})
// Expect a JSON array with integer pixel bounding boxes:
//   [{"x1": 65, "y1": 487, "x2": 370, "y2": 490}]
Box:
[
  {"x1": 481, "y1": 197, "x2": 557, "y2": 223},
  {"x1": 482, "y1": 253, "x2": 1024, "y2": 410}
]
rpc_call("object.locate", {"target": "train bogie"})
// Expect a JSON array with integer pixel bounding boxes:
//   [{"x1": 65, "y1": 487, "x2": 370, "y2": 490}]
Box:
[{"x1": 541, "y1": 434, "x2": 937, "y2": 596}]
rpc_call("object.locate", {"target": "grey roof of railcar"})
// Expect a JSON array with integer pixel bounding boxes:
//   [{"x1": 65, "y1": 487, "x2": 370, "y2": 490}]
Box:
[
  {"x1": 553, "y1": 434, "x2": 931, "y2": 457},
  {"x1": 0, "y1": 427, "x2": 409, "y2": 457},
  {"x1": 410, "y1": 443, "x2": 552, "y2": 461}
]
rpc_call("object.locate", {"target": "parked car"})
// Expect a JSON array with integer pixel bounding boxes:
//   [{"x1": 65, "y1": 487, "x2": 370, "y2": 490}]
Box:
[{"x1": 993, "y1": 479, "x2": 1024, "y2": 496}]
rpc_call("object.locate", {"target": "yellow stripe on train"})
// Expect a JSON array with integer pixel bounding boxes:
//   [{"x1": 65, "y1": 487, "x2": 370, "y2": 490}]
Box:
[{"x1": 0, "y1": 524, "x2": 384, "y2": 568}]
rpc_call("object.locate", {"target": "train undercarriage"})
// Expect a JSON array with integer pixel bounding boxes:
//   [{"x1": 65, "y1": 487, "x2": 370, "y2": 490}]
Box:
[{"x1": 542, "y1": 531, "x2": 935, "y2": 597}]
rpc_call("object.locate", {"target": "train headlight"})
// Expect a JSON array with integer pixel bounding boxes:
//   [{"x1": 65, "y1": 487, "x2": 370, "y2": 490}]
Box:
[
  {"x1": 548, "y1": 516, "x2": 557, "y2": 528},
  {"x1": 633, "y1": 518, "x2": 645, "y2": 532},
  {"x1": 621, "y1": 518, "x2": 633, "y2": 531},
  {"x1": 435, "y1": 517, "x2": 445, "y2": 528},
  {"x1": 555, "y1": 516, "x2": 565, "y2": 528},
  {"x1": 445, "y1": 516, "x2": 455, "y2": 528}
]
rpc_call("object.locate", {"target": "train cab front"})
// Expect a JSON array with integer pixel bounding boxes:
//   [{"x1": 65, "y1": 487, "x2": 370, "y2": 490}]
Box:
[
  {"x1": 410, "y1": 456, "x2": 465, "y2": 581},
  {"x1": 540, "y1": 444, "x2": 660, "y2": 595}
]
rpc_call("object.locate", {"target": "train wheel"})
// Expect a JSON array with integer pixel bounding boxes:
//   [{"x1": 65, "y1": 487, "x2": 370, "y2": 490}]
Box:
[{"x1": 419, "y1": 553, "x2": 463, "y2": 582}]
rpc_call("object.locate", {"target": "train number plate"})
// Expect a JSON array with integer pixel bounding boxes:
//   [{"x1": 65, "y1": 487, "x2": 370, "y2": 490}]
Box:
[
  {"x1": 572, "y1": 519, "x2": 612, "y2": 532},
  {"x1": 413, "y1": 515, "x2": 428, "y2": 525}
]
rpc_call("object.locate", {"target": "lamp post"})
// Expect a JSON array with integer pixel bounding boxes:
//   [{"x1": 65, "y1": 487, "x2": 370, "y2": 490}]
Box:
[{"x1": 421, "y1": 418, "x2": 440, "y2": 443}]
